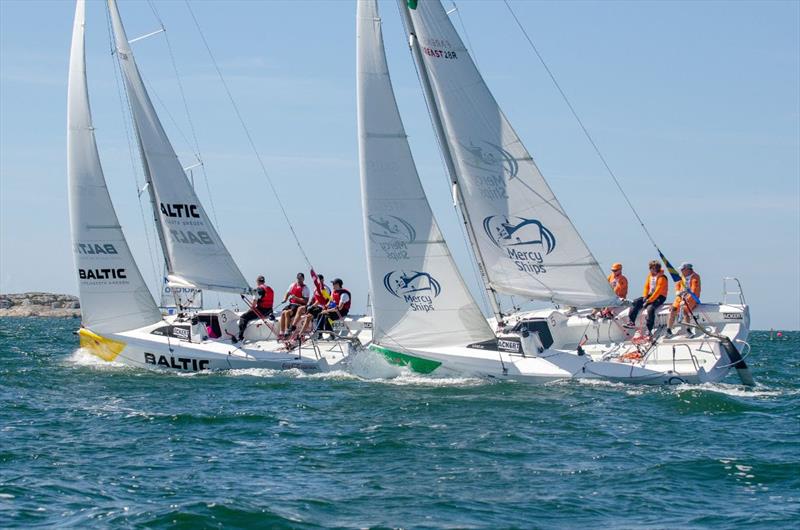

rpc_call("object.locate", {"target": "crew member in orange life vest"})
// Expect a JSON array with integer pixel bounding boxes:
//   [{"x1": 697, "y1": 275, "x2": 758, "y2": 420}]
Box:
[
  {"x1": 279, "y1": 272, "x2": 310, "y2": 338},
  {"x1": 237, "y1": 275, "x2": 274, "y2": 342},
  {"x1": 589, "y1": 262, "x2": 629, "y2": 320},
  {"x1": 666, "y1": 262, "x2": 702, "y2": 337},
  {"x1": 315, "y1": 278, "x2": 351, "y2": 336},
  {"x1": 624, "y1": 260, "x2": 668, "y2": 334}
]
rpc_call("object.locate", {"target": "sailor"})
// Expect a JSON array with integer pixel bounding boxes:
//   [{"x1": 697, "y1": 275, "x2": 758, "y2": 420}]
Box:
[
  {"x1": 238, "y1": 275, "x2": 274, "y2": 342},
  {"x1": 297, "y1": 270, "x2": 331, "y2": 336},
  {"x1": 589, "y1": 262, "x2": 628, "y2": 320},
  {"x1": 608, "y1": 262, "x2": 629, "y2": 299},
  {"x1": 667, "y1": 262, "x2": 702, "y2": 336},
  {"x1": 279, "y1": 272, "x2": 310, "y2": 338},
  {"x1": 624, "y1": 260, "x2": 668, "y2": 335},
  {"x1": 315, "y1": 278, "x2": 351, "y2": 337}
]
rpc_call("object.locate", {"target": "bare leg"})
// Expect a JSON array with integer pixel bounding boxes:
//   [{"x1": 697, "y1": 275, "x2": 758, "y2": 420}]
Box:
[
  {"x1": 291, "y1": 306, "x2": 307, "y2": 329},
  {"x1": 667, "y1": 306, "x2": 678, "y2": 329}
]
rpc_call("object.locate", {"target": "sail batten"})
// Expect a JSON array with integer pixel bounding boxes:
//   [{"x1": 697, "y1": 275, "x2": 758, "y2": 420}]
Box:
[
  {"x1": 68, "y1": 0, "x2": 162, "y2": 333},
  {"x1": 358, "y1": 0, "x2": 495, "y2": 350},
  {"x1": 404, "y1": 0, "x2": 617, "y2": 307},
  {"x1": 107, "y1": 0, "x2": 248, "y2": 294}
]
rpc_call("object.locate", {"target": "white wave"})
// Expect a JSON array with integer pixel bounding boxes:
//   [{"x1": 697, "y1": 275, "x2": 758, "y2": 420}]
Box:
[
  {"x1": 66, "y1": 348, "x2": 129, "y2": 370},
  {"x1": 683, "y1": 382, "x2": 793, "y2": 398}
]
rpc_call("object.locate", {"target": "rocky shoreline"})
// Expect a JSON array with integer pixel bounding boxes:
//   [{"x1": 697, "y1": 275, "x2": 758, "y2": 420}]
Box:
[{"x1": 0, "y1": 293, "x2": 80, "y2": 318}]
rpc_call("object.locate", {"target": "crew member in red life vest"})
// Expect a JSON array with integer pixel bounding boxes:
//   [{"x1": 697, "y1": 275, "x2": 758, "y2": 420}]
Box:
[
  {"x1": 238, "y1": 275, "x2": 274, "y2": 342},
  {"x1": 624, "y1": 260, "x2": 668, "y2": 335},
  {"x1": 279, "y1": 272, "x2": 310, "y2": 338},
  {"x1": 315, "y1": 278, "x2": 351, "y2": 337},
  {"x1": 297, "y1": 270, "x2": 330, "y2": 336}
]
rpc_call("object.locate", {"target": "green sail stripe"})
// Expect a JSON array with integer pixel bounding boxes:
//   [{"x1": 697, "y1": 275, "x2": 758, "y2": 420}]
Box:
[{"x1": 370, "y1": 344, "x2": 441, "y2": 374}]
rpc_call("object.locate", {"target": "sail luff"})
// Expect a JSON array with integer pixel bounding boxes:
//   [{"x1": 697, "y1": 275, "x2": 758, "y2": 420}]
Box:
[
  {"x1": 358, "y1": 0, "x2": 495, "y2": 350},
  {"x1": 107, "y1": 0, "x2": 249, "y2": 294},
  {"x1": 404, "y1": 0, "x2": 618, "y2": 307},
  {"x1": 396, "y1": 0, "x2": 504, "y2": 323},
  {"x1": 68, "y1": 0, "x2": 162, "y2": 333}
]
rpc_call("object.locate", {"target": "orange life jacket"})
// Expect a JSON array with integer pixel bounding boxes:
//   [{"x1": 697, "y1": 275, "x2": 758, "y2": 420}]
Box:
[
  {"x1": 642, "y1": 272, "x2": 668, "y2": 303},
  {"x1": 607, "y1": 272, "x2": 628, "y2": 298}
]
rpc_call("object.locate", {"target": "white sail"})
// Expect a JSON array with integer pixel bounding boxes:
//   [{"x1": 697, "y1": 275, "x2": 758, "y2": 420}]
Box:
[
  {"x1": 68, "y1": 0, "x2": 161, "y2": 334},
  {"x1": 404, "y1": 0, "x2": 617, "y2": 307},
  {"x1": 107, "y1": 0, "x2": 248, "y2": 293},
  {"x1": 358, "y1": 0, "x2": 495, "y2": 350}
]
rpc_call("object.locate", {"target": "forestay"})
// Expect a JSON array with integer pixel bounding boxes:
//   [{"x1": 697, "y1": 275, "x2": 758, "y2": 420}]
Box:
[
  {"x1": 404, "y1": 0, "x2": 617, "y2": 307},
  {"x1": 358, "y1": 0, "x2": 494, "y2": 349},
  {"x1": 108, "y1": 0, "x2": 248, "y2": 293},
  {"x1": 68, "y1": 0, "x2": 161, "y2": 333}
]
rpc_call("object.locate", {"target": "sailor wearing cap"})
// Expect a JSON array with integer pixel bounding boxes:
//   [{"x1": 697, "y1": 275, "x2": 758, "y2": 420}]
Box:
[{"x1": 667, "y1": 262, "x2": 702, "y2": 337}]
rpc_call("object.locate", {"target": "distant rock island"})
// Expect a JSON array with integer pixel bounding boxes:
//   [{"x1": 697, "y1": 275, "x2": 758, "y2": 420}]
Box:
[{"x1": 0, "y1": 292, "x2": 80, "y2": 318}]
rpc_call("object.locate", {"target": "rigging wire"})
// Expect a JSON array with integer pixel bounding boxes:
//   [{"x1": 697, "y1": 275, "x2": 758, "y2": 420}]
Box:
[
  {"x1": 502, "y1": 0, "x2": 661, "y2": 252},
  {"x1": 183, "y1": 0, "x2": 313, "y2": 269},
  {"x1": 104, "y1": 5, "x2": 162, "y2": 293}
]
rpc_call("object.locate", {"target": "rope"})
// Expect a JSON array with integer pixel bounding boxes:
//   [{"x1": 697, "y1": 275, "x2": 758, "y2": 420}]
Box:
[
  {"x1": 502, "y1": 0, "x2": 660, "y2": 253},
  {"x1": 183, "y1": 0, "x2": 313, "y2": 269}
]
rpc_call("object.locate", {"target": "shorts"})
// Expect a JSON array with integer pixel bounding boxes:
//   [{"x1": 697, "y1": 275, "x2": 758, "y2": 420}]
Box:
[
  {"x1": 283, "y1": 304, "x2": 300, "y2": 316},
  {"x1": 307, "y1": 305, "x2": 323, "y2": 317},
  {"x1": 672, "y1": 296, "x2": 697, "y2": 312}
]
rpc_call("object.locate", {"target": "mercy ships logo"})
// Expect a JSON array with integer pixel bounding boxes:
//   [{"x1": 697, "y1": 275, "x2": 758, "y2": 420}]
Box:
[
  {"x1": 369, "y1": 215, "x2": 416, "y2": 260},
  {"x1": 483, "y1": 215, "x2": 556, "y2": 275},
  {"x1": 383, "y1": 270, "x2": 441, "y2": 313}
]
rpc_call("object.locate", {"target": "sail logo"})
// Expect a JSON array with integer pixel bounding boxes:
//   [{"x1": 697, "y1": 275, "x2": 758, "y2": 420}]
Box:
[
  {"x1": 483, "y1": 215, "x2": 555, "y2": 274},
  {"x1": 75, "y1": 243, "x2": 118, "y2": 255},
  {"x1": 79, "y1": 268, "x2": 127, "y2": 281},
  {"x1": 369, "y1": 215, "x2": 416, "y2": 260},
  {"x1": 460, "y1": 140, "x2": 518, "y2": 200},
  {"x1": 160, "y1": 203, "x2": 200, "y2": 218},
  {"x1": 383, "y1": 270, "x2": 441, "y2": 312}
]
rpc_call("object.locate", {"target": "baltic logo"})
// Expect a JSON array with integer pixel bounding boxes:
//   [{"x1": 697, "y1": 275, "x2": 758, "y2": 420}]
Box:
[
  {"x1": 383, "y1": 270, "x2": 442, "y2": 313},
  {"x1": 369, "y1": 215, "x2": 416, "y2": 260},
  {"x1": 460, "y1": 140, "x2": 518, "y2": 200},
  {"x1": 483, "y1": 215, "x2": 556, "y2": 274},
  {"x1": 159, "y1": 202, "x2": 213, "y2": 246}
]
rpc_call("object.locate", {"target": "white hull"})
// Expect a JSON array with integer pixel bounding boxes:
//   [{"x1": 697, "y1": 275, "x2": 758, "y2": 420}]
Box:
[{"x1": 78, "y1": 309, "x2": 358, "y2": 373}]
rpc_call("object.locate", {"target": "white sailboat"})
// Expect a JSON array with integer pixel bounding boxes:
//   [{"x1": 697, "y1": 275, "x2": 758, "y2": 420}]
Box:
[
  {"x1": 358, "y1": 0, "x2": 753, "y2": 385},
  {"x1": 70, "y1": 0, "x2": 357, "y2": 372}
]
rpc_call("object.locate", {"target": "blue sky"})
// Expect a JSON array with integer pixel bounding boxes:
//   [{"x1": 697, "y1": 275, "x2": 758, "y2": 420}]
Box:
[{"x1": 1, "y1": 0, "x2": 798, "y2": 329}]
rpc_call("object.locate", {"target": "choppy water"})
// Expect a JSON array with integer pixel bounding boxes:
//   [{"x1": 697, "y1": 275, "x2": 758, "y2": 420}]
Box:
[{"x1": 0, "y1": 317, "x2": 798, "y2": 528}]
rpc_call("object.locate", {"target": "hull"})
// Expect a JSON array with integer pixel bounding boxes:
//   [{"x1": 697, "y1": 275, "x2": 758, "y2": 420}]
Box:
[
  {"x1": 373, "y1": 332, "x2": 739, "y2": 386},
  {"x1": 78, "y1": 323, "x2": 356, "y2": 374}
]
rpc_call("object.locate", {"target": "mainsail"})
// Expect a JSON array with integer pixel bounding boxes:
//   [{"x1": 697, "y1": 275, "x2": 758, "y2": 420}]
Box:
[
  {"x1": 68, "y1": 0, "x2": 161, "y2": 333},
  {"x1": 358, "y1": 0, "x2": 495, "y2": 350},
  {"x1": 402, "y1": 0, "x2": 617, "y2": 307},
  {"x1": 107, "y1": 0, "x2": 248, "y2": 293}
]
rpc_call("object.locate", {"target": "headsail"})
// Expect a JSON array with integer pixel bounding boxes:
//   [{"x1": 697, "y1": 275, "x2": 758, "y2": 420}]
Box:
[
  {"x1": 68, "y1": 0, "x2": 161, "y2": 333},
  {"x1": 107, "y1": 0, "x2": 248, "y2": 293},
  {"x1": 358, "y1": 0, "x2": 495, "y2": 350},
  {"x1": 402, "y1": 0, "x2": 617, "y2": 307}
]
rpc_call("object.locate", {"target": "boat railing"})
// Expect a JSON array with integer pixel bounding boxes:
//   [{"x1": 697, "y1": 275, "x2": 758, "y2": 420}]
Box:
[{"x1": 722, "y1": 277, "x2": 747, "y2": 305}]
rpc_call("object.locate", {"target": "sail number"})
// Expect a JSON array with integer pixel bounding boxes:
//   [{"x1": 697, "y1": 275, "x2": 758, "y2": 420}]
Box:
[{"x1": 423, "y1": 47, "x2": 457, "y2": 60}]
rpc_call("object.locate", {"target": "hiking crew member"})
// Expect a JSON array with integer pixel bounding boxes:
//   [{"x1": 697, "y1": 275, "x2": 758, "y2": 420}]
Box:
[
  {"x1": 238, "y1": 275, "x2": 274, "y2": 342},
  {"x1": 315, "y1": 278, "x2": 351, "y2": 336},
  {"x1": 279, "y1": 272, "x2": 310, "y2": 337},
  {"x1": 608, "y1": 262, "x2": 629, "y2": 299},
  {"x1": 625, "y1": 260, "x2": 668, "y2": 334},
  {"x1": 667, "y1": 262, "x2": 702, "y2": 336},
  {"x1": 590, "y1": 262, "x2": 629, "y2": 320},
  {"x1": 297, "y1": 270, "x2": 331, "y2": 336}
]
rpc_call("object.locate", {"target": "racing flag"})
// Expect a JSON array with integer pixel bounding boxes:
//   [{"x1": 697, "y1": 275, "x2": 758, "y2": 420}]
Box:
[
  {"x1": 658, "y1": 249, "x2": 682, "y2": 283},
  {"x1": 408, "y1": 0, "x2": 418, "y2": 9}
]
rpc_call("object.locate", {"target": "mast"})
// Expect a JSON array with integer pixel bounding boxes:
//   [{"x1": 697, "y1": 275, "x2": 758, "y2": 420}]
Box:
[{"x1": 396, "y1": 0, "x2": 504, "y2": 323}]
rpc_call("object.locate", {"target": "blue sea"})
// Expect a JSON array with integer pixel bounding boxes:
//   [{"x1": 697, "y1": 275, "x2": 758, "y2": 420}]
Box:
[{"x1": 1, "y1": 317, "x2": 798, "y2": 528}]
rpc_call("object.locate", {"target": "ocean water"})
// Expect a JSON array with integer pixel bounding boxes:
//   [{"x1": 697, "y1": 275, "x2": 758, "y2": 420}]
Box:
[{"x1": 0, "y1": 318, "x2": 797, "y2": 529}]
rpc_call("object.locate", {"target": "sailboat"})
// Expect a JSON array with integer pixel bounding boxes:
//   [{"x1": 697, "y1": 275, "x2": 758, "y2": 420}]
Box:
[
  {"x1": 69, "y1": 0, "x2": 357, "y2": 372},
  {"x1": 357, "y1": 0, "x2": 753, "y2": 385}
]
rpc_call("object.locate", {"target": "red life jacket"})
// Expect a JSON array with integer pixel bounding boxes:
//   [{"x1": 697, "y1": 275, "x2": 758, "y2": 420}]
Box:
[
  {"x1": 312, "y1": 284, "x2": 330, "y2": 306},
  {"x1": 288, "y1": 282, "x2": 308, "y2": 305},
  {"x1": 256, "y1": 285, "x2": 274, "y2": 310},
  {"x1": 332, "y1": 288, "x2": 351, "y2": 314}
]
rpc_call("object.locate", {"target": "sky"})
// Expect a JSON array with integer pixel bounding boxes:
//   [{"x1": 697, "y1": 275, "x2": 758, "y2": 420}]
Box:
[{"x1": 1, "y1": 0, "x2": 798, "y2": 330}]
